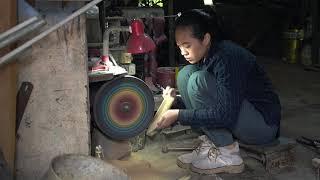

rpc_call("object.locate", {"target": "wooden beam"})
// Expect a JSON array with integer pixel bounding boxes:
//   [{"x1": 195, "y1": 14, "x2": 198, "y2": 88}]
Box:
[{"x1": 0, "y1": 0, "x2": 17, "y2": 172}]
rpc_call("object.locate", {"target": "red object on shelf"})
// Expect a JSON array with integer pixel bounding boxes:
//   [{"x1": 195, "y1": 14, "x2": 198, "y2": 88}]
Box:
[
  {"x1": 90, "y1": 56, "x2": 110, "y2": 72},
  {"x1": 91, "y1": 63, "x2": 108, "y2": 72},
  {"x1": 127, "y1": 19, "x2": 156, "y2": 54}
]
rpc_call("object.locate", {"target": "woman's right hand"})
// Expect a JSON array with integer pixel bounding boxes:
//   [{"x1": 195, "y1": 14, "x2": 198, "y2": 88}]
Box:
[{"x1": 162, "y1": 86, "x2": 176, "y2": 98}]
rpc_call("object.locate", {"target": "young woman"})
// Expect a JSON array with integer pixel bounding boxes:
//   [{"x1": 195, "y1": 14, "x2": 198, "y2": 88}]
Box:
[{"x1": 156, "y1": 9, "x2": 281, "y2": 174}]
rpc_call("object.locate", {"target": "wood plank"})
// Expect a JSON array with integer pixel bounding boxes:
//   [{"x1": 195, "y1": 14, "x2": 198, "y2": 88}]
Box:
[{"x1": 0, "y1": 0, "x2": 17, "y2": 172}]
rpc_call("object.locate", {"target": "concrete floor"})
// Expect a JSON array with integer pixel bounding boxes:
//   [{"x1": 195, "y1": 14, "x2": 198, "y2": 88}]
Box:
[{"x1": 110, "y1": 57, "x2": 320, "y2": 180}]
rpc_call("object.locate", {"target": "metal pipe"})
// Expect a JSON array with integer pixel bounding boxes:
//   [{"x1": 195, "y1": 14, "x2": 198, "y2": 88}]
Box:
[
  {"x1": 0, "y1": 17, "x2": 38, "y2": 43},
  {"x1": 18, "y1": 0, "x2": 41, "y2": 22},
  {"x1": 0, "y1": 19, "x2": 46, "y2": 49},
  {"x1": 0, "y1": 0, "x2": 45, "y2": 49},
  {"x1": 0, "y1": 0, "x2": 103, "y2": 68}
]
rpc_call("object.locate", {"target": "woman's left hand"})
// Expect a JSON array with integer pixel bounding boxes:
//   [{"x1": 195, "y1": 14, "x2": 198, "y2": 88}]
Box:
[{"x1": 156, "y1": 109, "x2": 179, "y2": 129}]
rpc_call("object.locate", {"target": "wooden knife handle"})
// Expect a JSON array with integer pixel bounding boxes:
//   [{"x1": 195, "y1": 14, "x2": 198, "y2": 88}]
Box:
[{"x1": 146, "y1": 95, "x2": 175, "y2": 137}]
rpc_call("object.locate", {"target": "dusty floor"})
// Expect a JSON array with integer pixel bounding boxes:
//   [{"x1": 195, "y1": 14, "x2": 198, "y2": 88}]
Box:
[{"x1": 110, "y1": 57, "x2": 320, "y2": 180}]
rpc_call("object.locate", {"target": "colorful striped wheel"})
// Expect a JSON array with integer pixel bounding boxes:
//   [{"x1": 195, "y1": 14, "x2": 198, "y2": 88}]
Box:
[{"x1": 93, "y1": 75, "x2": 154, "y2": 140}]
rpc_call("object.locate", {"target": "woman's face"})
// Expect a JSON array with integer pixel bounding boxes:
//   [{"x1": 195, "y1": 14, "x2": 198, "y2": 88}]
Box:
[{"x1": 175, "y1": 27, "x2": 210, "y2": 64}]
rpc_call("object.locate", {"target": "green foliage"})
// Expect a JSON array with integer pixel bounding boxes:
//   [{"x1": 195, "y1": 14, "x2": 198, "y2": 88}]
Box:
[{"x1": 138, "y1": 0, "x2": 163, "y2": 7}]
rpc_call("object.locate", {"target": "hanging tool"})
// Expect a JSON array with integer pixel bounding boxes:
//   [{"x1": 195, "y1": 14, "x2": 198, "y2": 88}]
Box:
[
  {"x1": 16, "y1": 82, "x2": 33, "y2": 133},
  {"x1": 296, "y1": 136, "x2": 320, "y2": 154}
]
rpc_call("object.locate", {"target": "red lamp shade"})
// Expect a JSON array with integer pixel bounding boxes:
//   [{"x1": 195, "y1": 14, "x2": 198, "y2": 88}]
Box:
[{"x1": 127, "y1": 19, "x2": 156, "y2": 54}]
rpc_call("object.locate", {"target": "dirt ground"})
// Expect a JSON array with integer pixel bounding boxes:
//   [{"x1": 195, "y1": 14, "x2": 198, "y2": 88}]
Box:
[{"x1": 109, "y1": 57, "x2": 320, "y2": 180}]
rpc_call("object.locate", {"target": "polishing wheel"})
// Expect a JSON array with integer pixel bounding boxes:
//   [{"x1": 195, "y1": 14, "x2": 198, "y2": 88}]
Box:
[{"x1": 93, "y1": 75, "x2": 154, "y2": 140}]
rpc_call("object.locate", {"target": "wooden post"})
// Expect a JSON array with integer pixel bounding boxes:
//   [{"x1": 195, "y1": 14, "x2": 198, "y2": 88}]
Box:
[
  {"x1": 311, "y1": 0, "x2": 319, "y2": 65},
  {"x1": 15, "y1": 2, "x2": 90, "y2": 179},
  {"x1": 0, "y1": 0, "x2": 17, "y2": 172},
  {"x1": 168, "y1": 0, "x2": 176, "y2": 67}
]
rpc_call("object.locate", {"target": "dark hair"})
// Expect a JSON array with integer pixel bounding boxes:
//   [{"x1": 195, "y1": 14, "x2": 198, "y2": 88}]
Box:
[{"x1": 174, "y1": 8, "x2": 225, "y2": 42}]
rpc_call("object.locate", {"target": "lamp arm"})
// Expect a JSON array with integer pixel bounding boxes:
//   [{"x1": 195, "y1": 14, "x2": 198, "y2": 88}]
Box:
[{"x1": 109, "y1": 54, "x2": 119, "y2": 66}]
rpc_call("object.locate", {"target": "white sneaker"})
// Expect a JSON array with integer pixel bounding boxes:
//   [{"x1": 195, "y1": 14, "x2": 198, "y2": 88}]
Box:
[
  {"x1": 176, "y1": 135, "x2": 214, "y2": 169},
  {"x1": 191, "y1": 142, "x2": 245, "y2": 174}
]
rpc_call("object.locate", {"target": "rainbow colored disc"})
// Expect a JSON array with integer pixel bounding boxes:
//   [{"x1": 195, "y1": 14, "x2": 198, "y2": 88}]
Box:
[{"x1": 93, "y1": 75, "x2": 154, "y2": 140}]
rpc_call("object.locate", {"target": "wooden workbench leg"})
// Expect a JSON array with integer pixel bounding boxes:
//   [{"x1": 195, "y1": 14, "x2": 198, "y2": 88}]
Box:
[{"x1": 0, "y1": 0, "x2": 17, "y2": 174}]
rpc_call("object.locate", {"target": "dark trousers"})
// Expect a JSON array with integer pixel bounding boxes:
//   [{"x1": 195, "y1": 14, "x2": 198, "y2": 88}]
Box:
[{"x1": 177, "y1": 65, "x2": 278, "y2": 147}]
